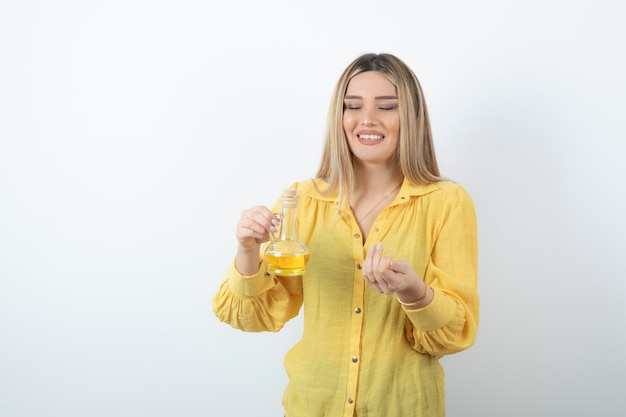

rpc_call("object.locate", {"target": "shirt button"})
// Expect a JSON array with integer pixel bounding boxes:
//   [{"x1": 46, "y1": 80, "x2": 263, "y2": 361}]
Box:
[
  {"x1": 374, "y1": 227, "x2": 380, "y2": 232},
  {"x1": 352, "y1": 356, "x2": 358, "y2": 363},
  {"x1": 353, "y1": 233, "x2": 361, "y2": 239},
  {"x1": 354, "y1": 307, "x2": 361, "y2": 314},
  {"x1": 356, "y1": 263, "x2": 362, "y2": 269},
  {"x1": 348, "y1": 397, "x2": 354, "y2": 404}
]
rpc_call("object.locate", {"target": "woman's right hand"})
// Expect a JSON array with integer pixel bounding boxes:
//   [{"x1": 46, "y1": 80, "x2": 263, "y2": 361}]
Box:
[
  {"x1": 236, "y1": 205, "x2": 278, "y2": 251},
  {"x1": 235, "y1": 205, "x2": 278, "y2": 276}
]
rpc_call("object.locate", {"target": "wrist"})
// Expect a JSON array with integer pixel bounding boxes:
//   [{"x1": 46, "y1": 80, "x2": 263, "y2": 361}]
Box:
[
  {"x1": 397, "y1": 284, "x2": 431, "y2": 309},
  {"x1": 235, "y1": 244, "x2": 262, "y2": 276}
]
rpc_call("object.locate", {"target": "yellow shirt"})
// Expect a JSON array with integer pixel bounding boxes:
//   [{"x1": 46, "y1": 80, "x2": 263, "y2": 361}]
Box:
[{"x1": 212, "y1": 178, "x2": 479, "y2": 417}]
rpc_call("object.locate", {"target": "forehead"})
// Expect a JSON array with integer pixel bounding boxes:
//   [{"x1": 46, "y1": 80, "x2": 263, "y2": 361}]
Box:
[{"x1": 345, "y1": 71, "x2": 397, "y2": 97}]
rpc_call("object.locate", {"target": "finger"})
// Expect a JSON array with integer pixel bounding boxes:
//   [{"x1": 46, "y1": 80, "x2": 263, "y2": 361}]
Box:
[
  {"x1": 248, "y1": 206, "x2": 278, "y2": 229},
  {"x1": 237, "y1": 206, "x2": 277, "y2": 243},
  {"x1": 376, "y1": 279, "x2": 395, "y2": 295},
  {"x1": 381, "y1": 254, "x2": 393, "y2": 271},
  {"x1": 370, "y1": 242, "x2": 384, "y2": 274},
  {"x1": 368, "y1": 277, "x2": 382, "y2": 293},
  {"x1": 364, "y1": 244, "x2": 388, "y2": 290},
  {"x1": 366, "y1": 243, "x2": 386, "y2": 283},
  {"x1": 237, "y1": 220, "x2": 269, "y2": 244},
  {"x1": 376, "y1": 256, "x2": 390, "y2": 285},
  {"x1": 362, "y1": 244, "x2": 377, "y2": 283},
  {"x1": 388, "y1": 258, "x2": 410, "y2": 274},
  {"x1": 374, "y1": 243, "x2": 394, "y2": 279},
  {"x1": 377, "y1": 254, "x2": 394, "y2": 281},
  {"x1": 371, "y1": 275, "x2": 396, "y2": 295}
]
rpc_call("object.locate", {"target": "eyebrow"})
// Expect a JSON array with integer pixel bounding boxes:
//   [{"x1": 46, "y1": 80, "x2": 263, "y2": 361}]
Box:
[{"x1": 344, "y1": 95, "x2": 398, "y2": 100}]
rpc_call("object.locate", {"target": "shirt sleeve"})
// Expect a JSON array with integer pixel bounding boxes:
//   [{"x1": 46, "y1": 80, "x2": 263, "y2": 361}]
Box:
[
  {"x1": 212, "y1": 257, "x2": 304, "y2": 333},
  {"x1": 403, "y1": 183, "x2": 480, "y2": 357}
]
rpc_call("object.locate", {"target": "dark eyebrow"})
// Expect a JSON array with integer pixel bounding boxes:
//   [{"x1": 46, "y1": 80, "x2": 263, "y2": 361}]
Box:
[{"x1": 344, "y1": 95, "x2": 398, "y2": 100}]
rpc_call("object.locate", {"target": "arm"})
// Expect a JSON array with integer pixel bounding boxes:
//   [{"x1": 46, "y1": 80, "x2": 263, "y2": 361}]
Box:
[
  {"x1": 212, "y1": 202, "x2": 303, "y2": 332},
  {"x1": 212, "y1": 260, "x2": 303, "y2": 332},
  {"x1": 403, "y1": 185, "x2": 479, "y2": 356}
]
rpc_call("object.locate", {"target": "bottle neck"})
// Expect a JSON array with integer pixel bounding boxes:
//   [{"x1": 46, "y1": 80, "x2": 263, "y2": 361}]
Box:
[{"x1": 279, "y1": 205, "x2": 298, "y2": 241}]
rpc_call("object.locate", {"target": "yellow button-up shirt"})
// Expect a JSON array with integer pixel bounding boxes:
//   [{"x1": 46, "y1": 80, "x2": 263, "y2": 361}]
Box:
[{"x1": 213, "y1": 178, "x2": 479, "y2": 417}]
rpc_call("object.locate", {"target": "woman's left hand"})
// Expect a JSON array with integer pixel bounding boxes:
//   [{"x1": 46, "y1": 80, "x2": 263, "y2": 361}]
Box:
[{"x1": 362, "y1": 242, "x2": 421, "y2": 296}]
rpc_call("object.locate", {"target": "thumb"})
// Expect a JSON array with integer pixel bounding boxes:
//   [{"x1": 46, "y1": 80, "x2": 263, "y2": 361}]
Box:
[{"x1": 389, "y1": 259, "x2": 411, "y2": 274}]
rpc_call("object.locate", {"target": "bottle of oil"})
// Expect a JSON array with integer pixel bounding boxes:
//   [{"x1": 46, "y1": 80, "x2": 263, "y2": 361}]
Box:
[{"x1": 264, "y1": 187, "x2": 310, "y2": 276}]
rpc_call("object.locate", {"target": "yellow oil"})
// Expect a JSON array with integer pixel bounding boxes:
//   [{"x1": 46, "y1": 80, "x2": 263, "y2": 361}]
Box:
[{"x1": 266, "y1": 252, "x2": 310, "y2": 276}]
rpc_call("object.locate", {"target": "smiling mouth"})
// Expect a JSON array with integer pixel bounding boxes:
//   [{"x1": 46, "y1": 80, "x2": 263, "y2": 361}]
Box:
[{"x1": 358, "y1": 134, "x2": 384, "y2": 141}]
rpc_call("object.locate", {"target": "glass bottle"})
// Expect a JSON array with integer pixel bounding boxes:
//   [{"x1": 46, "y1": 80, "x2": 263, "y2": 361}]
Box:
[{"x1": 264, "y1": 187, "x2": 310, "y2": 276}]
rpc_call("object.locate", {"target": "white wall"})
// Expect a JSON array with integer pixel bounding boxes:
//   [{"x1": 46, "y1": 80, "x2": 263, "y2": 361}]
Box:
[{"x1": 1, "y1": 1, "x2": 624, "y2": 416}]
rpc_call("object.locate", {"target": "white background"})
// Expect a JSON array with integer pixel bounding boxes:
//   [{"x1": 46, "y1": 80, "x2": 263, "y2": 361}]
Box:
[{"x1": 1, "y1": 0, "x2": 625, "y2": 416}]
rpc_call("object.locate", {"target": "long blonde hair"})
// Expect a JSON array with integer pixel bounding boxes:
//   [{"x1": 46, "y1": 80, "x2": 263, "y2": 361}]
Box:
[{"x1": 315, "y1": 53, "x2": 442, "y2": 211}]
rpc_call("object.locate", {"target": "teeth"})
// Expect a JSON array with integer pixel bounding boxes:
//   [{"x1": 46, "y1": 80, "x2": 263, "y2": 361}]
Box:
[{"x1": 359, "y1": 134, "x2": 383, "y2": 140}]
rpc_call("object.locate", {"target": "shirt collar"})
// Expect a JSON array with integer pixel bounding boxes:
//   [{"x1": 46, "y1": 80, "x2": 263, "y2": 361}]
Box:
[
  {"x1": 306, "y1": 177, "x2": 442, "y2": 203},
  {"x1": 397, "y1": 178, "x2": 441, "y2": 199}
]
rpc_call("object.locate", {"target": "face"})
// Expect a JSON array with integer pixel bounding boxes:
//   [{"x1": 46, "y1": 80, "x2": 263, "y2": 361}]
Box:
[{"x1": 343, "y1": 71, "x2": 400, "y2": 167}]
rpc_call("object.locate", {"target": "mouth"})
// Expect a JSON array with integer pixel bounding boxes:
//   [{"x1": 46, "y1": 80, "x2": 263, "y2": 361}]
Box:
[{"x1": 358, "y1": 134, "x2": 384, "y2": 141}]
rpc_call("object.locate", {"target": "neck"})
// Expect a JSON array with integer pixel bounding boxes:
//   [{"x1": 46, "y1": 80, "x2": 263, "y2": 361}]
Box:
[{"x1": 353, "y1": 164, "x2": 404, "y2": 196}]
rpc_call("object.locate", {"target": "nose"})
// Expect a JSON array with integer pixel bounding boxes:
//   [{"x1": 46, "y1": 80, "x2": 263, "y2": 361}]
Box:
[
  {"x1": 360, "y1": 106, "x2": 377, "y2": 126},
  {"x1": 361, "y1": 113, "x2": 377, "y2": 126}
]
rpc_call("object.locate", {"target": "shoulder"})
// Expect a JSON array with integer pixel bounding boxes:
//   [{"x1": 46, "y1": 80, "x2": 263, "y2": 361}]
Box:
[
  {"x1": 292, "y1": 178, "x2": 337, "y2": 202},
  {"x1": 413, "y1": 180, "x2": 475, "y2": 212},
  {"x1": 433, "y1": 180, "x2": 472, "y2": 199},
  {"x1": 431, "y1": 181, "x2": 476, "y2": 217},
  {"x1": 405, "y1": 180, "x2": 471, "y2": 200}
]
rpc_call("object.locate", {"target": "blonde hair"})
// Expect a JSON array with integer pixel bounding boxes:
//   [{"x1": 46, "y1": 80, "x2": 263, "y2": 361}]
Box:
[{"x1": 315, "y1": 53, "x2": 442, "y2": 211}]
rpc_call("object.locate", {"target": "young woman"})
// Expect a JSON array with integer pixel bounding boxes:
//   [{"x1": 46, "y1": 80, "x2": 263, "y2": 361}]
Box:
[{"x1": 213, "y1": 53, "x2": 479, "y2": 417}]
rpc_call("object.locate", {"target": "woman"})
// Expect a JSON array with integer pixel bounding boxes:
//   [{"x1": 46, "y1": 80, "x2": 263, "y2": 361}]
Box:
[{"x1": 213, "y1": 53, "x2": 479, "y2": 417}]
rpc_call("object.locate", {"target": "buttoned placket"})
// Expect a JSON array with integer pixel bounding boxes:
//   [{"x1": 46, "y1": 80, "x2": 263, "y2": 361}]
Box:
[
  {"x1": 345, "y1": 219, "x2": 364, "y2": 417},
  {"x1": 342, "y1": 193, "x2": 407, "y2": 416},
  {"x1": 344, "y1": 211, "x2": 389, "y2": 417}
]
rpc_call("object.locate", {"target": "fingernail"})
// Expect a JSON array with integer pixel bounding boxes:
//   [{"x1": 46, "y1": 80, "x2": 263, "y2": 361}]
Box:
[
  {"x1": 377, "y1": 242, "x2": 383, "y2": 250},
  {"x1": 270, "y1": 226, "x2": 277, "y2": 233},
  {"x1": 271, "y1": 218, "x2": 279, "y2": 226}
]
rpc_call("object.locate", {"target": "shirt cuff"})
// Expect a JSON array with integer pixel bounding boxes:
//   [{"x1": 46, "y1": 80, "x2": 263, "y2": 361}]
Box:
[{"x1": 226, "y1": 258, "x2": 274, "y2": 297}]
